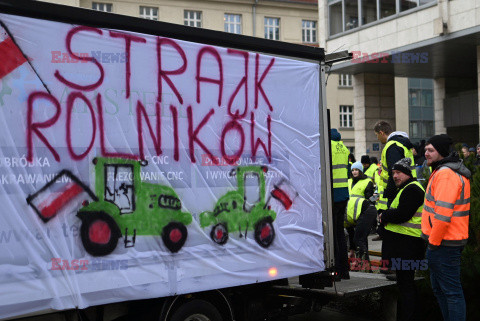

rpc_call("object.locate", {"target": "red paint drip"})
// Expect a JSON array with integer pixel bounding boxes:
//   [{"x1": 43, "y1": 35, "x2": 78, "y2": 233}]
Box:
[
  {"x1": 89, "y1": 220, "x2": 111, "y2": 244},
  {"x1": 271, "y1": 188, "x2": 292, "y2": 210},
  {"x1": 40, "y1": 183, "x2": 83, "y2": 219},
  {"x1": 0, "y1": 37, "x2": 27, "y2": 79}
]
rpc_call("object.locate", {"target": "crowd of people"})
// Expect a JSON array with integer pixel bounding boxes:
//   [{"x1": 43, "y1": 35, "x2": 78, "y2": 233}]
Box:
[{"x1": 330, "y1": 121, "x2": 471, "y2": 321}]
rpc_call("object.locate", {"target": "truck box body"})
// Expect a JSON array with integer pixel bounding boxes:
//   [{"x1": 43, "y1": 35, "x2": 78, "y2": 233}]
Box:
[{"x1": 0, "y1": 1, "x2": 330, "y2": 319}]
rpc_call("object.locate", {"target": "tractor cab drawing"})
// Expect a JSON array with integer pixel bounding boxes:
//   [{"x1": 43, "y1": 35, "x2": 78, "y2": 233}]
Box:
[
  {"x1": 28, "y1": 157, "x2": 192, "y2": 256},
  {"x1": 199, "y1": 166, "x2": 277, "y2": 248}
]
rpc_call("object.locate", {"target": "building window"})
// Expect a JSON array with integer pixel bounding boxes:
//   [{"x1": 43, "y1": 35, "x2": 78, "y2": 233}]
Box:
[
  {"x1": 340, "y1": 105, "x2": 353, "y2": 128},
  {"x1": 224, "y1": 14, "x2": 242, "y2": 34},
  {"x1": 401, "y1": 0, "x2": 418, "y2": 12},
  {"x1": 339, "y1": 74, "x2": 352, "y2": 87},
  {"x1": 345, "y1": 0, "x2": 359, "y2": 30},
  {"x1": 329, "y1": 0, "x2": 435, "y2": 36},
  {"x1": 92, "y1": 2, "x2": 112, "y2": 12},
  {"x1": 329, "y1": 1, "x2": 342, "y2": 36},
  {"x1": 140, "y1": 6, "x2": 158, "y2": 20},
  {"x1": 408, "y1": 78, "x2": 434, "y2": 143},
  {"x1": 184, "y1": 10, "x2": 202, "y2": 28},
  {"x1": 362, "y1": 0, "x2": 378, "y2": 25},
  {"x1": 264, "y1": 17, "x2": 280, "y2": 40},
  {"x1": 380, "y1": 0, "x2": 396, "y2": 19},
  {"x1": 302, "y1": 20, "x2": 317, "y2": 43}
]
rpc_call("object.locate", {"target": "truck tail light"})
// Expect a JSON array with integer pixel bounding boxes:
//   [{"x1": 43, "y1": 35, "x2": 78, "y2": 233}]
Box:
[{"x1": 268, "y1": 267, "x2": 278, "y2": 277}]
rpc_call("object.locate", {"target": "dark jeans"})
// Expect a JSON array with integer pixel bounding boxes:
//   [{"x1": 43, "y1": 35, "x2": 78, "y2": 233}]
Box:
[
  {"x1": 333, "y1": 200, "x2": 349, "y2": 274},
  {"x1": 426, "y1": 246, "x2": 465, "y2": 321},
  {"x1": 353, "y1": 205, "x2": 377, "y2": 260},
  {"x1": 348, "y1": 205, "x2": 377, "y2": 260},
  {"x1": 396, "y1": 269, "x2": 418, "y2": 321}
]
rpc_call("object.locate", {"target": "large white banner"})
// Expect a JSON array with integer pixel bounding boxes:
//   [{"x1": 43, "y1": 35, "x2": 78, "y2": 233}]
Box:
[{"x1": 0, "y1": 12, "x2": 323, "y2": 319}]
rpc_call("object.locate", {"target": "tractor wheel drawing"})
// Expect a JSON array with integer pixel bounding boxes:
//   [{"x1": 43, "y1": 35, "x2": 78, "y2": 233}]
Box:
[
  {"x1": 80, "y1": 212, "x2": 121, "y2": 256},
  {"x1": 162, "y1": 222, "x2": 188, "y2": 253},
  {"x1": 210, "y1": 223, "x2": 228, "y2": 245},
  {"x1": 254, "y1": 217, "x2": 275, "y2": 248}
]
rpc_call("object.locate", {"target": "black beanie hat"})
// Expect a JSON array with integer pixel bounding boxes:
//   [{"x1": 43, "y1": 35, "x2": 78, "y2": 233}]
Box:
[
  {"x1": 392, "y1": 158, "x2": 413, "y2": 177},
  {"x1": 361, "y1": 155, "x2": 370, "y2": 164},
  {"x1": 426, "y1": 134, "x2": 453, "y2": 157}
]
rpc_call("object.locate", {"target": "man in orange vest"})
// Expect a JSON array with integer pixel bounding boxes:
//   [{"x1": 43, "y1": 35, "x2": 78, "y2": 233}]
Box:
[{"x1": 422, "y1": 134, "x2": 470, "y2": 321}]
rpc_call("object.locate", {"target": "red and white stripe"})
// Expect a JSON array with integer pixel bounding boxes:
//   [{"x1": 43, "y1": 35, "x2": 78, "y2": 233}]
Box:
[{"x1": 0, "y1": 28, "x2": 27, "y2": 80}]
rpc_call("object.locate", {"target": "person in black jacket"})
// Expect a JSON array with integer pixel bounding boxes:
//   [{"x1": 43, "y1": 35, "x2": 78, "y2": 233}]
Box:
[
  {"x1": 379, "y1": 158, "x2": 426, "y2": 321},
  {"x1": 374, "y1": 121, "x2": 415, "y2": 206}
]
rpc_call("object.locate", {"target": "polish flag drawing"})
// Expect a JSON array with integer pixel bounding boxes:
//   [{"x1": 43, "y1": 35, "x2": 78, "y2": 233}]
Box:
[
  {"x1": 26, "y1": 171, "x2": 98, "y2": 222},
  {"x1": 0, "y1": 25, "x2": 27, "y2": 80},
  {"x1": 270, "y1": 179, "x2": 298, "y2": 210}
]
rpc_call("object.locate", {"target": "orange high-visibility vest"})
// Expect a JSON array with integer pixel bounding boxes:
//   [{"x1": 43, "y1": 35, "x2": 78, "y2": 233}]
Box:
[{"x1": 421, "y1": 166, "x2": 470, "y2": 246}]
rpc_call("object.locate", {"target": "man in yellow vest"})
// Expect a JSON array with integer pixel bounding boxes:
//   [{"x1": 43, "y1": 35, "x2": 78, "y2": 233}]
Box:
[
  {"x1": 378, "y1": 158, "x2": 426, "y2": 321},
  {"x1": 374, "y1": 121, "x2": 416, "y2": 243},
  {"x1": 374, "y1": 120, "x2": 416, "y2": 206},
  {"x1": 330, "y1": 128, "x2": 350, "y2": 280}
]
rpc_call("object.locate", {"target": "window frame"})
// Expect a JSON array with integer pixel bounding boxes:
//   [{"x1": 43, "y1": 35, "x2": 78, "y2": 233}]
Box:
[
  {"x1": 339, "y1": 74, "x2": 353, "y2": 87},
  {"x1": 339, "y1": 105, "x2": 354, "y2": 128},
  {"x1": 139, "y1": 6, "x2": 159, "y2": 21},
  {"x1": 302, "y1": 20, "x2": 317, "y2": 43},
  {"x1": 264, "y1": 17, "x2": 280, "y2": 40},
  {"x1": 184, "y1": 10, "x2": 202, "y2": 28},
  {"x1": 224, "y1": 13, "x2": 242, "y2": 34},
  {"x1": 328, "y1": 0, "x2": 436, "y2": 37},
  {"x1": 92, "y1": 2, "x2": 112, "y2": 12}
]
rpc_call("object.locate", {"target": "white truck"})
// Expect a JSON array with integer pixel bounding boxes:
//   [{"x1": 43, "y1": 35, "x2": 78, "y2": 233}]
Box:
[{"x1": 0, "y1": 1, "x2": 395, "y2": 320}]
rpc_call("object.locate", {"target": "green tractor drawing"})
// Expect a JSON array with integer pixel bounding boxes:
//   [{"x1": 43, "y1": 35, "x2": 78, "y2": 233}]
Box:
[
  {"x1": 28, "y1": 157, "x2": 192, "y2": 256},
  {"x1": 79, "y1": 157, "x2": 192, "y2": 255},
  {"x1": 199, "y1": 166, "x2": 279, "y2": 248}
]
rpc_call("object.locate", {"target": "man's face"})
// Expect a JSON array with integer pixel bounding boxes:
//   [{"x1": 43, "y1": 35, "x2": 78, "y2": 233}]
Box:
[
  {"x1": 462, "y1": 147, "x2": 469, "y2": 158},
  {"x1": 425, "y1": 144, "x2": 443, "y2": 166},
  {"x1": 476, "y1": 146, "x2": 480, "y2": 156},
  {"x1": 392, "y1": 169, "x2": 410, "y2": 187},
  {"x1": 375, "y1": 131, "x2": 387, "y2": 144}
]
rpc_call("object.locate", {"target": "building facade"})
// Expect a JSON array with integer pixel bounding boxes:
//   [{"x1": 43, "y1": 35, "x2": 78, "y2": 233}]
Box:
[
  {"x1": 320, "y1": 0, "x2": 480, "y2": 159},
  {"x1": 41, "y1": 0, "x2": 318, "y2": 45}
]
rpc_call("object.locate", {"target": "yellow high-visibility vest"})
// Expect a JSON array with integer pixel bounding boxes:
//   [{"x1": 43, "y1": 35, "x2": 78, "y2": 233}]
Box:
[
  {"x1": 380, "y1": 140, "x2": 417, "y2": 189},
  {"x1": 385, "y1": 180, "x2": 424, "y2": 237},
  {"x1": 346, "y1": 177, "x2": 370, "y2": 225},
  {"x1": 331, "y1": 140, "x2": 349, "y2": 189}
]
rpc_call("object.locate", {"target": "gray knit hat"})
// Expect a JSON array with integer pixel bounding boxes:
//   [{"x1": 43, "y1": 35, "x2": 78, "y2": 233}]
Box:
[{"x1": 392, "y1": 158, "x2": 412, "y2": 177}]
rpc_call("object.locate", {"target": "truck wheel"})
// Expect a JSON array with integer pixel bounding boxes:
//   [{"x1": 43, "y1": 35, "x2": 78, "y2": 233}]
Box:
[
  {"x1": 254, "y1": 217, "x2": 275, "y2": 248},
  {"x1": 169, "y1": 299, "x2": 222, "y2": 321},
  {"x1": 162, "y1": 222, "x2": 188, "y2": 253},
  {"x1": 210, "y1": 223, "x2": 228, "y2": 245},
  {"x1": 80, "y1": 212, "x2": 120, "y2": 256}
]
